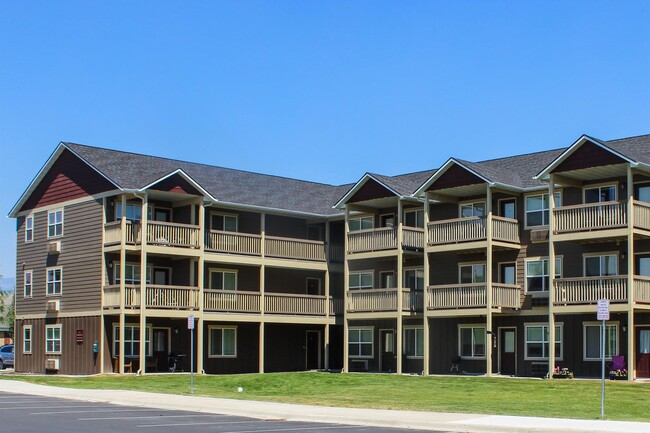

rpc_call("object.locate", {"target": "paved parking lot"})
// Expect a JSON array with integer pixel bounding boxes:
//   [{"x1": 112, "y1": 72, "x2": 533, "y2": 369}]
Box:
[{"x1": 0, "y1": 392, "x2": 441, "y2": 433}]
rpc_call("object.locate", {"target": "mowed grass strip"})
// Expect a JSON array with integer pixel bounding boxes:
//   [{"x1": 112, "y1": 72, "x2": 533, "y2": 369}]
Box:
[{"x1": 3, "y1": 372, "x2": 649, "y2": 421}]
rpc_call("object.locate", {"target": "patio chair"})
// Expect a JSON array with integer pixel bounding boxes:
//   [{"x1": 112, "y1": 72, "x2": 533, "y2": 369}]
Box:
[
  {"x1": 611, "y1": 355, "x2": 626, "y2": 371},
  {"x1": 450, "y1": 356, "x2": 461, "y2": 374}
]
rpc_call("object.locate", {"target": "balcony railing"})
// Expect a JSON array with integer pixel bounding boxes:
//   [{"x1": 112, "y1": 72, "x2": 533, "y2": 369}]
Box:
[
  {"x1": 347, "y1": 227, "x2": 397, "y2": 253},
  {"x1": 103, "y1": 221, "x2": 140, "y2": 245},
  {"x1": 265, "y1": 236, "x2": 326, "y2": 261},
  {"x1": 102, "y1": 284, "x2": 141, "y2": 308},
  {"x1": 403, "y1": 227, "x2": 425, "y2": 249},
  {"x1": 204, "y1": 289, "x2": 261, "y2": 313},
  {"x1": 634, "y1": 201, "x2": 650, "y2": 231},
  {"x1": 553, "y1": 201, "x2": 627, "y2": 233},
  {"x1": 147, "y1": 221, "x2": 200, "y2": 248},
  {"x1": 206, "y1": 230, "x2": 262, "y2": 255},
  {"x1": 427, "y1": 216, "x2": 519, "y2": 246},
  {"x1": 635, "y1": 276, "x2": 650, "y2": 304},
  {"x1": 203, "y1": 290, "x2": 336, "y2": 316},
  {"x1": 402, "y1": 289, "x2": 423, "y2": 312},
  {"x1": 426, "y1": 283, "x2": 520, "y2": 310},
  {"x1": 347, "y1": 288, "x2": 398, "y2": 312},
  {"x1": 553, "y1": 276, "x2": 629, "y2": 305},
  {"x1": 265, "y1": 293, "x2": 329, "y2": 315},
  {"x1": 145, "y1": 285, "x2": 199, "y2": 309}
]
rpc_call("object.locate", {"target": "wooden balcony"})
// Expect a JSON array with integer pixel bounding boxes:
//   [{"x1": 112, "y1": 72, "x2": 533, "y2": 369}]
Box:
[
  {"x1": 265, "y1": 236, "x2": 326, "y2": 261},
  {"x1": 147, "y1": 221, "x2": 200, "y2": 248},
  {"x1": 552, "y1": 276, "x2": 640, "y2": 306},
  {"x1": 206, "y1": 230, "x2": 262, "y2": 255},
  {"x1": 427, "y1": 216, "x2": 519, "y2": 248},
  {"x1": 426, "y1": 283, "x2": 521, "y2": 311},
  {"x1": 203, "y1": 290, "x2": 337, "y2": 316},
  {"x1": 347, "y1": 227, "x2": 425, "y2": 254},
  {"x1": 103, "y1": 284, "x2": 199, "y2": 310},
  {"x1": 553, "y1": 200, "x2": 650, "y2": 236},
  {"x1": 346, "y1": 288, "x2": 423, "y2": 313},
  {"x1": 103, "y1": 221, "x2": 140, "y2": 245}
]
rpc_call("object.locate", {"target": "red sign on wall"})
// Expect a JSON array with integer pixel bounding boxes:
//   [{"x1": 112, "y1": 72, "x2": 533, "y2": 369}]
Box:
[{"x1": 76, "y1": 329, "x2": 84, "y2": 344}]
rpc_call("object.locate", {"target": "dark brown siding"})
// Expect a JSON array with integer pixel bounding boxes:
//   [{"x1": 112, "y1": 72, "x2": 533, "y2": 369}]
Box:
[
  {"x1": 149, "y1": 173, "x2": 202, "y2": 195},
  {"x1": 16, "y1": 199, "x2": 103, "y2": 315},
  {"x1": 15, "y1": 316, "x2": 101, "y2": 375},
  {"x1": 427, "y1": 164, "x2": 483, "y2": 191},
  {"x1": 21, "y1": 149, "x2": 114, "y2": 212},
  {"x1": 348, "y1": 179, "x2": 395, "y2": 204},
  {"x1": 202, "y1": 321, "x2": 259, "y2": 374},
  {"x1": 554, "y1": 141, "x2": 625, "y2": 173},
  {"x1": 266, "y1": 268, "x2": 326, "y2": 295},
  {"x1": 265, "y1": 324, "x2": 326, "y2": 372}
]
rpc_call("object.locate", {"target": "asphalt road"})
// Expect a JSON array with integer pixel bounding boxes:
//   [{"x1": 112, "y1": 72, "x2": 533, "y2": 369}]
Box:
[{"x1": 0, "y1": 391, "x2": 445, "y2": 433}]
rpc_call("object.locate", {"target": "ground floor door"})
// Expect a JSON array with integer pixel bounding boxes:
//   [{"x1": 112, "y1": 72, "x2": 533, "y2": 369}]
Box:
[
  {"x1": 499, "y1": 328, "x2": 516, "y2": 376},
  {"x1": 637, "y1": 327, "x2": 650, "y2": 378},
  {"x1": 153, "y1": 328, "x2": 169, "y2": 372},
  {"x1": 380, "y1": 329, "x2": 395, "y2": 373},
  {"x1": 305, "y1": 331, "x2": 321, "y2": 370}
]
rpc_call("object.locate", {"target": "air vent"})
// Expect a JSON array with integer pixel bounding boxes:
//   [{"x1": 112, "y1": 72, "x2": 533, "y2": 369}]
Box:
[
  {"x1": 531, "y1": 297, "x2": 549, "y2": 307},
  {"x1": 349, "y1": 359, "x2": 368, "y2": 372},
  {"x1": 45, "y1": 358, "x2": 60, "y2": 370},
  {"x1": 47, "y1": 241, "x2": 61, "y2": 254},
  {"x1": 46, "y1": 300, "x2": 60, "y2": 312},
  {"x1": 530, "y1": 229, "x2": 549, "y2": 243}
]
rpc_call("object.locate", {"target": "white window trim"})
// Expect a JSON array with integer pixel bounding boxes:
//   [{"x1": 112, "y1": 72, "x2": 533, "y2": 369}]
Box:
[
  {"x1": 208, "y1": 325, "x2": 238, "y2": 358},
  {"x1": 112, "y1": 323, "x2": 153, "y2": 357},
  {"x1": 23, "y1": 325, "x2": 32, "y2": 355},
  {"x1": 25, "y1": 215, "x2": 34, "y2": 243},
  {"x1": 524, "y1": 256, "x2": 563, "y2": 294},
  {"x1": 582, "y1": 252, "x2": 619, "y2": 277},
  {"x1": 208, "y1": 268, "x2": 238, "y2": 290},
  {"x1": 524, "y1": 322, "x2": 564, "y2": 361},
  {"x1": 24, "y1": 270, "x2": 33, "y2": 298},
  {"x1": 403, "y1": 326, "x2": 424, "y2": 359},
  {"x1": 458, "y1": 262, "x2": 486, "y2": 284},
  {"x1": 349, "y1": 270, "x2": 374, "y2": 290},
  {"x1": 458, "y1": 324, "x2": 486, "y2": 360},
  {"x1": 498, "y1": 197, "x2": 517, "y2": 219},
  {"x1": 524, "y1": 191, "x2": 562, "y2": 229},
  {"x1": 113, "y1": 262, "x2": 153, "y2": 285},
  {"x1": 209, "y1": 211, "x2": 239, "y2": 232},
  {"x1": 583, "y1": 321, "x2": 619, "y2": 361},
  {"x1": 46, "y1": 266, "x2": 63, "y2": 297},
  {"x1": 349, "y1": 326, "x2": 374, "y2": 359},
  {"x1": 458, "y1": 200, "x2": 486, "y2": 218},
  {"x1": 498, "y1": 261, "x2": 517, "y2": 285},
  {"x1": 45, "y1": 324, "x2": 62, "y2": 355},
  {"x1": 403, "y1": 208, "x2": 424, "y2": 228},
  {"x1": 348, "y1": 215, "x2": 375, "y2": 231},
  {"x1": 582, "y1": 182, "x2": 618, "y2": 203},
  {"x1": 47, "y1": 209, "x2": 64, "y2": 239}
]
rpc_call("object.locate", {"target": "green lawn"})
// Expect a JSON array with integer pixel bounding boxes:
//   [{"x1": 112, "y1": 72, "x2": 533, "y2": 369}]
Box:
[{"x1": 2, "y1": 372, "x2": 649, "y2": 421}]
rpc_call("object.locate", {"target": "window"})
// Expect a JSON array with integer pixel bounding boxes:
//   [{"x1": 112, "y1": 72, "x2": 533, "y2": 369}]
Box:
[
  {"x1": 209, "y1": 270, "x2": 237, "y2": 290},
  {"x1": 23, "y1": 325, "x2": 32, "y2": 354},
  {"x1": 25, "y1": 216, "x2": 33, "y2": 242},
  {"x1": 525, "y1": 324, "x2": 562, "y2": 360},
  {"x1": 404, "y1": 268, "x2": 424, "y2": 291},
  {"x1": 525, "y1": 192, "x2": 561, "y2": 227},
  {"x1": 404, "y1": 209, "x2": 424, "y2": 228},
  {"x1": 47, "y1": 209, "x2": 63, "y2": 238},
  {"x1": 525, "y1": 258, "x2": 562, "y2": 292},
  {"x1": 349, "y1": 328, "x2": 373, "y2": 358},
  {"x1": 584, "y1": 323, "x2": 618, "y2": 360},
  {"x1": 380, "y1": 214, "x2": 394, "y2": 228},
  {"x1": 584, "y1": 185, "x2": 616, "y2": 203},
  {"x1": 116, "y1": 202, "x2": 143, "y2": 221},
  {"x1": 211, "y1": 213, "x2": 237, "y2": 232},
  {"x1": 584, "y1": 254, "x2": 617, "y2": 277},
  {"x1": 403, "y1": 327, "x2": 424, "y2": 358},
  {"x1": 24, "y1": 270, "x2": 33, "y2": 298},
  {"x1": 459, "y1": 326, "x2": 485, "y2": 358},
  {"x1": 113, "y1": 325, "x2": 152, "y2": 357},
  {"x1": 114, "y1": 263, "x2": 151, "y2": 285},
  {"x1": 46, "y1": 267, "x2": 62, "y2": 296},
  {"x1": 349, "y1": 272, "x2": 373, "y2": 290},
  {"x1": 459, "y1": 263, "x2": 485, "y2": 284},
  {"x1": 45, "y1": 324, "x2": 62, "y2": 354},
  {"x1": 209, "y1": 326, "x2": 237, "y2": 357},
  {"x1": 460, "y1": 202, "x2": 485, "y2": 218},
  {"x1": 349, "y1": 216, "x2": 373, "y2": 231}
]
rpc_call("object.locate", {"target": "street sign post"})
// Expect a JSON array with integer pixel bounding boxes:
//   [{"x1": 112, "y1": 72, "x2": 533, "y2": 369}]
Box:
[
  {"x1": 188, "y1": 315, "x2": 195, "y2": 395},
  {"x1": 597, "y1": 299, "x2": 610, "y2": 418}
]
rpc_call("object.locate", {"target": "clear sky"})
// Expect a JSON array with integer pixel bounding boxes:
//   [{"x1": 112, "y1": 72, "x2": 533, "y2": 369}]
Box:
[{"x1": 1, "y1": 1, "x2": 650, "y2": 283}]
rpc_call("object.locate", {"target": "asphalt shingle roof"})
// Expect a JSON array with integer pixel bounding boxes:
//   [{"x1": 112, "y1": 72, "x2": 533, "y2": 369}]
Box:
[{"x1": 65, "y1": 143, "x2": 352, "y2": 216}]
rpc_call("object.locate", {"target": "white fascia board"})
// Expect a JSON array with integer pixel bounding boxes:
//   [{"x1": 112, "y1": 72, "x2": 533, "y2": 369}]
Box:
[
  {"x1": 138, "y1": 168, "x2": 218, "y2": 202},
  {"x1": 413, "y1": 158, "x2": 492, "y2": 197},
  {"x1": 333, "y1": 173, "x2": 400, "y2": 209}
]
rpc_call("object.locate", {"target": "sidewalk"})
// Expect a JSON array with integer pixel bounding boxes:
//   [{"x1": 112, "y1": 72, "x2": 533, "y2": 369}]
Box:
[{"x1": 1, "y1": 379, "x2": 648, "y2": 433}]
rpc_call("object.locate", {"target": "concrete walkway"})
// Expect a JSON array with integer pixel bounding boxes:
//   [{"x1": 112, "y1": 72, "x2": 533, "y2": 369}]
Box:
[{"x1": 1, "y1": 379, "x2": 648, "y2": 433}]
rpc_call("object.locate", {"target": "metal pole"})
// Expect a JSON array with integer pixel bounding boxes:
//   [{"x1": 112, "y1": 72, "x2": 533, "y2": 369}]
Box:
[
  {"x1": 601, "y1": 319, "x2": 605, "y2": 418},
  {"x1": 191, "y1": 326, "x2": 195, "y2": 395}
]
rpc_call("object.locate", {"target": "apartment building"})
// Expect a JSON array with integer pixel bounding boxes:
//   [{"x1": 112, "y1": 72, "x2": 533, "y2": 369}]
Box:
[{"x1": 9, "y1": 134, "x2": 650, "y2": 379}]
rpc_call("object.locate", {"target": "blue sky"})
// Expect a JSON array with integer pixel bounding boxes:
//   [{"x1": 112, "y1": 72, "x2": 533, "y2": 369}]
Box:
[{"x1": 1, "y1": 1, "x2": 650, "y2": 282}]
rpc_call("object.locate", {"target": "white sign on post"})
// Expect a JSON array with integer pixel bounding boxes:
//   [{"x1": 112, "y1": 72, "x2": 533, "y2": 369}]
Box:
[
  {"x1": 597, "y1": 299, "x2": 610, "y2": 321},
  {"x1": 188, "y1": 315, "x2": 195, "y2": 330}
]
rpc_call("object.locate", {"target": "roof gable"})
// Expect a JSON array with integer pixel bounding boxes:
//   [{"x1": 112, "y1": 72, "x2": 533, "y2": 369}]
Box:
[
  {"x1": 553, "y1": 140, "x2": 626, "y2": 173},
  {"x1": 348, "y1": 177, "x2": 396, "y2": 204}
]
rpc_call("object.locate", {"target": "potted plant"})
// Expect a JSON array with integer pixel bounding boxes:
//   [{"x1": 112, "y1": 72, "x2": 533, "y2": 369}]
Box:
[
  {"x1": 609, "y1": 368, "x2": 627, "y2": 380},
  {"x1": 551, "y1": 366, "x2": 574, "y2": 379}
]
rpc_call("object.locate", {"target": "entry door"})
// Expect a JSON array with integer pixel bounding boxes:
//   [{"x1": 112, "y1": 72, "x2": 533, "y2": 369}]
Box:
[
  {"x1": 305, "y1": 331, "x2": 321, "y2": 370},
  {"x1": 500, "y1": 328, "x2": 516, "y2": 376},
  {"x1": 500, "y1": 263, "x2": 516, "y2": 285},
  {"x1": 637, "y1": 328, "x2": 650, "y2": 378},
  {"x1": 152, "y1": 328, "x2": 169, "y2": 372},
  {"x1": 153, "y1": 208, "x2": 171, "y2": 222},
  {"x1": 380, "y1": 329, "x2": 395, "y2": 373},
  {"x1": 154, "y1": 268, "x2": 170, "y2": 285}
]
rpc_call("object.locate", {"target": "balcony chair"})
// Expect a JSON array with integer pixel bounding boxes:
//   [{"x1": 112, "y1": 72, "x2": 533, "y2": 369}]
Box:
[
  {"x1": 450, "y1": 356, "x2": 461, "y2": 374},
  {"x1": 610, "y1": 355, "x2": 626, "y2": 372}
]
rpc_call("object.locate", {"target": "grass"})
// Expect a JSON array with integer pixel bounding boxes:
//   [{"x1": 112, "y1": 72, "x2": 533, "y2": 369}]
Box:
[{"x1": 2, "y1": 372, "x2": 649, "y2": 422}]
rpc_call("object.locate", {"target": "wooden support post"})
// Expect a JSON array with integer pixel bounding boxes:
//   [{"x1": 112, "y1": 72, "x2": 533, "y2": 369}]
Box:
[
  {"x1": 396, "y1": 199, "x2": 404, "y2": 375},
  {"x1": 343, "y1": 207, "x2": 350, "y2": 373},
  {"x1": 259, "y1": 213, "x2": 265, "y2": 374},
  {"x1": 139, "y1": 193, "x2": 148, "y2": 374},
  {"x1": 324, "y1": 221, "x2": 331, "y2": 370},
  {"x1": 119, "y1": 194, "x2": 127, "y2": 374},
  {"x1": 197, "y1": 199, "x2": 205, "y2": 374},
  {"x1": 423, "y1": 192, "x2": 430, "y2": 375},
  {"x1": 548, "y1": 175, "x2": 557, "y2": 377},
  {"x1": 627, "y1": 164, "x2": 635, "y2": 381},
  {"x1": 485, "y1": 185, "x2": 493, "y2": 376}
]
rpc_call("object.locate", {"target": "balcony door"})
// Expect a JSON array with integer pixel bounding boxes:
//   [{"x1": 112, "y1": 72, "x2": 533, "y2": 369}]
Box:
[
  {"x1": 635, "y1": 185, "x2": 650, "y2": 203},
  {"x1": 637, "y1": 327, "x2": 650, "y2": 378},
  {"x1": 153, "y1": 268, "x2": 170, "y2": 285},
  {"x1": 499, "y1": 199, "x2": 516, "y2": 219}
]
